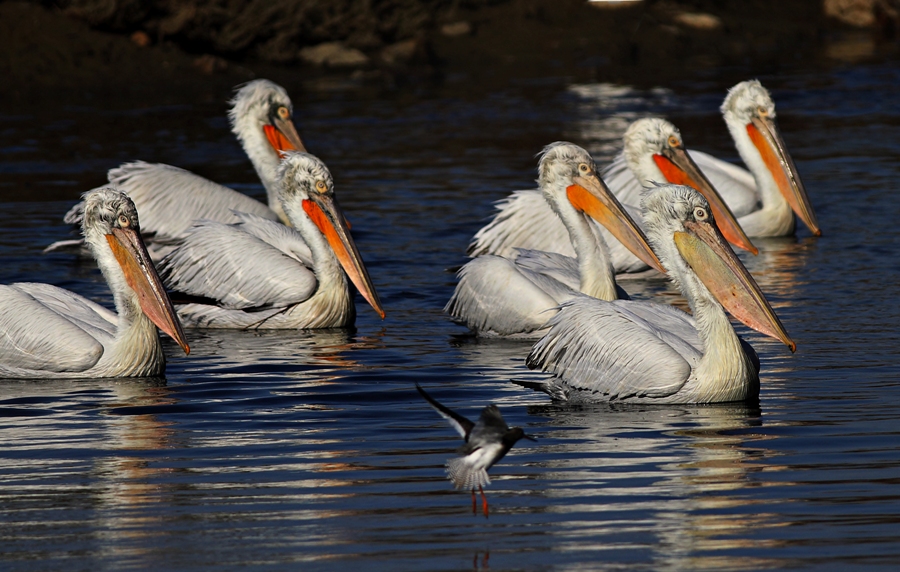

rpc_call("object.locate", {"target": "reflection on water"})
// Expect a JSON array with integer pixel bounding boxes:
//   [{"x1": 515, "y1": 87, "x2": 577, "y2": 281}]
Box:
[{"x1": 1, "y1": 61, "x2": 900, "y2": 570}]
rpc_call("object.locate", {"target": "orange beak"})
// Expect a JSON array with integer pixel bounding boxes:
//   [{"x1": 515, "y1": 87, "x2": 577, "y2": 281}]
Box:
[
  {"x1": 264, "y1": 113, "x2": 307, "y2": 157},
  {"x1": 106, "y1": 228, "x2": 190, "y2": 354},
  {"x1": 302, "y1": 195, "x2": 384, "y2": 319},
  {"x1": 653, "y1": 146, "x2": 758, "y2": 255},
  {"x1": 747, "y1": 115, "x2": 821, "y2": 236},
  {"x1": 674, "y1": 219, "x2": 795, "y2": 352},
  {"x1": 567, "y1": 173, "x2": 665, "y2": 273}
]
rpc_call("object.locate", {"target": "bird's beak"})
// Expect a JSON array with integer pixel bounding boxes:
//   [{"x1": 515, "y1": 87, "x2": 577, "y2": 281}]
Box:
[
  {"x1": 523, "y1": 433, "x2": 538, "y2": 442},
  {"x1": 655, "y1": 146, "x2": 758, "y2": 255},
  {"x1": 106, "y1": 228, "x2": 190, "y2": 355},
  {"x1": 264, "y1": 115, "x2": 307, "y2": 157},
  {"x1": 302, "y1": 195, "x2": 385, "y2": 319},
  {"x1": 747, "y1": 115, "x2": 821, "y2": 236},
  {"x1": 674, "y1": 219, "x2": 795, "y2": 352},
  {"x1": 567, "y1": 174, "x2": 666, "y2": 273}
]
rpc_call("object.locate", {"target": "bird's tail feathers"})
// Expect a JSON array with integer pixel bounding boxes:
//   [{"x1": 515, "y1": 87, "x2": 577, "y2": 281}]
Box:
[{"x1": 446, "y1": 458, "x2": 491, "y2": 490}]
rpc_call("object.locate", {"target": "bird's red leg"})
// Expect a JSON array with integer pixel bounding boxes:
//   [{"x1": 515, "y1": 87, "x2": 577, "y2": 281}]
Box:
[
  {"x1": 471, "y1": 488, "x2": 477, "y2": 514},
  {"x1": 480, "y1": 485, "x2": 489, "y2": 517}
]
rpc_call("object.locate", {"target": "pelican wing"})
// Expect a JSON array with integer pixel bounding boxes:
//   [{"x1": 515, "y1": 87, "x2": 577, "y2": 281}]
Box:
[
  {"x1": 64, "y1": 162, "x2": 279, "y2": 240},
  {"x1": 0, "y1": 284, "x2": 110, "y2": 373},
  {"x1": 231, "y1": 212, "x2": 313, "y2": 266},
  {"x1": 467, "y1": 189, "x2": 576, "y2": 258},
  {"x1": 513, "y1": 249, "x2": 581, "y2": 291},
  {"x1": 689, "y1": 150, "x2": 760, "y2": 217},
  {"x1": 445, "y1": 255, "x2": 576, "y2": 336},
  {"x1": 160, "y1": 220, "x2": 317, "y2": 310},
  {"x1": 527, "y1": 297, "x2": 702, "y2": 400}
]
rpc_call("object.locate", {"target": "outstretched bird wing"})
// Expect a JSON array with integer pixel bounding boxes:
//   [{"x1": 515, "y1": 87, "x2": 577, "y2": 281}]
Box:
[{"x1": 416, "y1": 383, "x2": 475, "y2": 439}]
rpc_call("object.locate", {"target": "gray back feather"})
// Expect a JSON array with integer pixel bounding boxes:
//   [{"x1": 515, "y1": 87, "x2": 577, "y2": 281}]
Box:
[
  {"x1": 528, "y1": 296, "x2": 700, "y2": 400},
  {"x1": 160, "y1": 220, "x2": 317, "y2": 310}
]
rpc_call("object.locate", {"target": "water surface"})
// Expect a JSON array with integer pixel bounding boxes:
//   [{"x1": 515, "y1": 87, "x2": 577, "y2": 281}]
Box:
[{"x1": 0, "y1": 62, "x2": 899, "y2": 570}]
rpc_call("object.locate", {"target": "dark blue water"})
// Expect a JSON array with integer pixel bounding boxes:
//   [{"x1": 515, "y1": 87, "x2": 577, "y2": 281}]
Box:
[{"x1": 1, "y1": 60, "x2": 899, "y2": 571}]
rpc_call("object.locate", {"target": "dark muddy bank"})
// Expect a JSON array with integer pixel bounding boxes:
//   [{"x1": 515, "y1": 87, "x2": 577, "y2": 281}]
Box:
[{"x1": 3, "y1": 0, "x2": 895, "y2": 107}]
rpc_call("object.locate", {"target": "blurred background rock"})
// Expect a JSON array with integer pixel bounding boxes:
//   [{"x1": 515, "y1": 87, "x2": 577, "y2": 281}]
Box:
[{"x1": 1, "y1": 0, "x2": 897, "y2": 103}]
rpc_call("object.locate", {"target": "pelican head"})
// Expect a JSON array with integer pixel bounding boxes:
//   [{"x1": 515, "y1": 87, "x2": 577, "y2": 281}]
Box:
[
  {"x1": 623, "y1": 118, "x2": 756, "y2": 255},
  {"x1": 277, "y1": 152, "x2": 385, "y2": 319},
  {"x1": 642, "y1": 184, "x2": 795, "y2": 352},
  {"x1": 230, "y1": 79, "x2": 306, "y2": 157},
  {"x1": 537, "y1": 142, "x2": 664, "y2": 273},
  {"x1": 229, "y1": 80, "x2": 307, "y2": 224},
  {"x1": 82, "y1": 188, "x2": 189, "y2": 354},
  {"x1": 721, "y1": 80, "x2": 820, "y2": 236}
]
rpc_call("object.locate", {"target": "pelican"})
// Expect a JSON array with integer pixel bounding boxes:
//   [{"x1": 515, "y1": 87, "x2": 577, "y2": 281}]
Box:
[
  {"x1": 445, "y1": 142, "x2": 664, "y2": 337},
  {"x1": 159, "y1": 152, "x2": 384, "y2": 329},
  {"x1": 525, "y1": 184, "x2": 796, "y2": 404},
  {"x1": 416, "y1": 383, "x2": 535, "y2": 517},
  {"x1": 696, "y1": 79, "x2": 820, "y2": 237},
  {"x1": 467, "y1": 119, "x2": 755, "y2": 274},
  {"x1": 0, "y1": 189, "x2": 189, "y2": 378},
  {"x1": 51, "y1": 79, "x2": 305, "y2": 257},
  {"x1": 608, "y1": 82, "x2": 821, "y2": 237},
  {"x1": 471, "y1": 82, "x2": 819, "y2": 262}
]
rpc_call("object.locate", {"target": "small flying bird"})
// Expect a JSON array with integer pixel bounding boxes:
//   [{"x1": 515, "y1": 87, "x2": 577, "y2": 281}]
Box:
[{"x1": 416, "y1": 383, "x2": 535, "y2": 516}]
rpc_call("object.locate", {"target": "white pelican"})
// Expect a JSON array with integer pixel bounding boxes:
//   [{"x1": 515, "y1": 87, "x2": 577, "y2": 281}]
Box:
[
  {"x1": 467, "y1": 118, "x2": 756, "y2": 274},
  {"x1": 445, "y1": 142, "x2": 665, "y2": 337},
  {"x1": 53, "y1": 79, "x2": 305, "y2": 257},
  {"x1": 471, "y1": 82, "x2": 820, "y2": 262},
  {"x1": 699, "y1": 80, "x2": 820, "y2": 237},
  {"x1": 159, "y1": 152, "x2": 384, "y2": 329},
  {"x1": 608, "y1": 82, "x2": 821, "y2": 237},
  {"x1": 0, "y1": 189, "x2": 189, "y2": 378},
  {"x1": 525, "y1": 184, "x2": 796, "y2": 404},
  {"x1": 416, "y1": 383, "x2": 535, "y2": 517}
]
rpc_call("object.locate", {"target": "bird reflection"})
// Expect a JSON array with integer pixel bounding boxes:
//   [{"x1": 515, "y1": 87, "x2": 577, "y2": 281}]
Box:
[
  {"x1": 175, "y1": 328, "x2": 387, "y2": 375},
  {"x1": 525, "y1": 400, "x2": 792, "y2": 567}
]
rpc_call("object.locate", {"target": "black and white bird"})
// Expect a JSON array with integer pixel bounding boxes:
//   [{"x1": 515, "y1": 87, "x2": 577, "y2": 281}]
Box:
[{"x1": 416, "y1": 383, "x2": 535, "y2": 516}]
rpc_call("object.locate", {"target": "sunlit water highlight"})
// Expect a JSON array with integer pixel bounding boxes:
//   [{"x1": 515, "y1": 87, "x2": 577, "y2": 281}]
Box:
[{"x1": 0, "y1": 62, "x2": 899, "y2": 570}]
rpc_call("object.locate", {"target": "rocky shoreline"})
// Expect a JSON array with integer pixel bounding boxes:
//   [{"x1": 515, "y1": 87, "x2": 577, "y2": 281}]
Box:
[{"x1": 1, "y1": 0, "x2": 897, "y2": 106}]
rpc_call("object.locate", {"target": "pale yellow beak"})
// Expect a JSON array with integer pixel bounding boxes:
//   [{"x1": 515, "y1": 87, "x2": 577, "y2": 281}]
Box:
[
  {"x1": 747, "y1": 115, "x2": 821, "y2": 236},
  {"x1": 654, "y1": 145, "x2": 758, "y2": 255},
  {"x1": 568, "y1": 173, "x2": 666, "y2": 274},
  {"x1": 302, "y1": 195, "x2": 385, "y2": 319},
  {"x1": 106, "y1": 227, "x2": 190, "y2": 354},
  {"x1": 674, "y1": 219, "x2": 795, "y2": 352}
]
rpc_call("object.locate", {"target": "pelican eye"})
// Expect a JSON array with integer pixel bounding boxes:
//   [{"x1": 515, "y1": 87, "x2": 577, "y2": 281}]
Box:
[
  {"x1": 757, "y1": 106, "x2": 769, "y2": 117},
  {"x1": 578, "y1": 163, "x2": 590, "y2": 173},
  {"x1": 315, "y1": 180, "x2": 328, "y2": 193},
  {"x1": 693, "y1": 207, "x2": 708, "y2": 221},
  {"x1": 117, "y1": 214, "x2": 130, "y2": 227},
  {"x1": 277, "y1": 106, "x2": 290, "y2": 120},
  {"x1": 667, "y1": 135, "x2": 680, "y2": 148}
]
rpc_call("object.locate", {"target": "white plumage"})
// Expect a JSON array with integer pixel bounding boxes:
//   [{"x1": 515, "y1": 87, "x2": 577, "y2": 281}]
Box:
[
  {"x1": 51, "y1": 79, "x2": 306, "y2": 259},
  {"x1": 0, "y1": 188, "x2": 189, "y2": 378},
  {"x1": 159, "y1": 152, "x2": 383, "y2": 329},
  {"x1": 446, "y1": 142, "x2": 662, "y2": 337},
  {"x1": 526, "y1": 184, "x2": 796, "y2": 404},
  {"x1": 469, "y1": 80, "x2": 823, "y2": 271}
]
